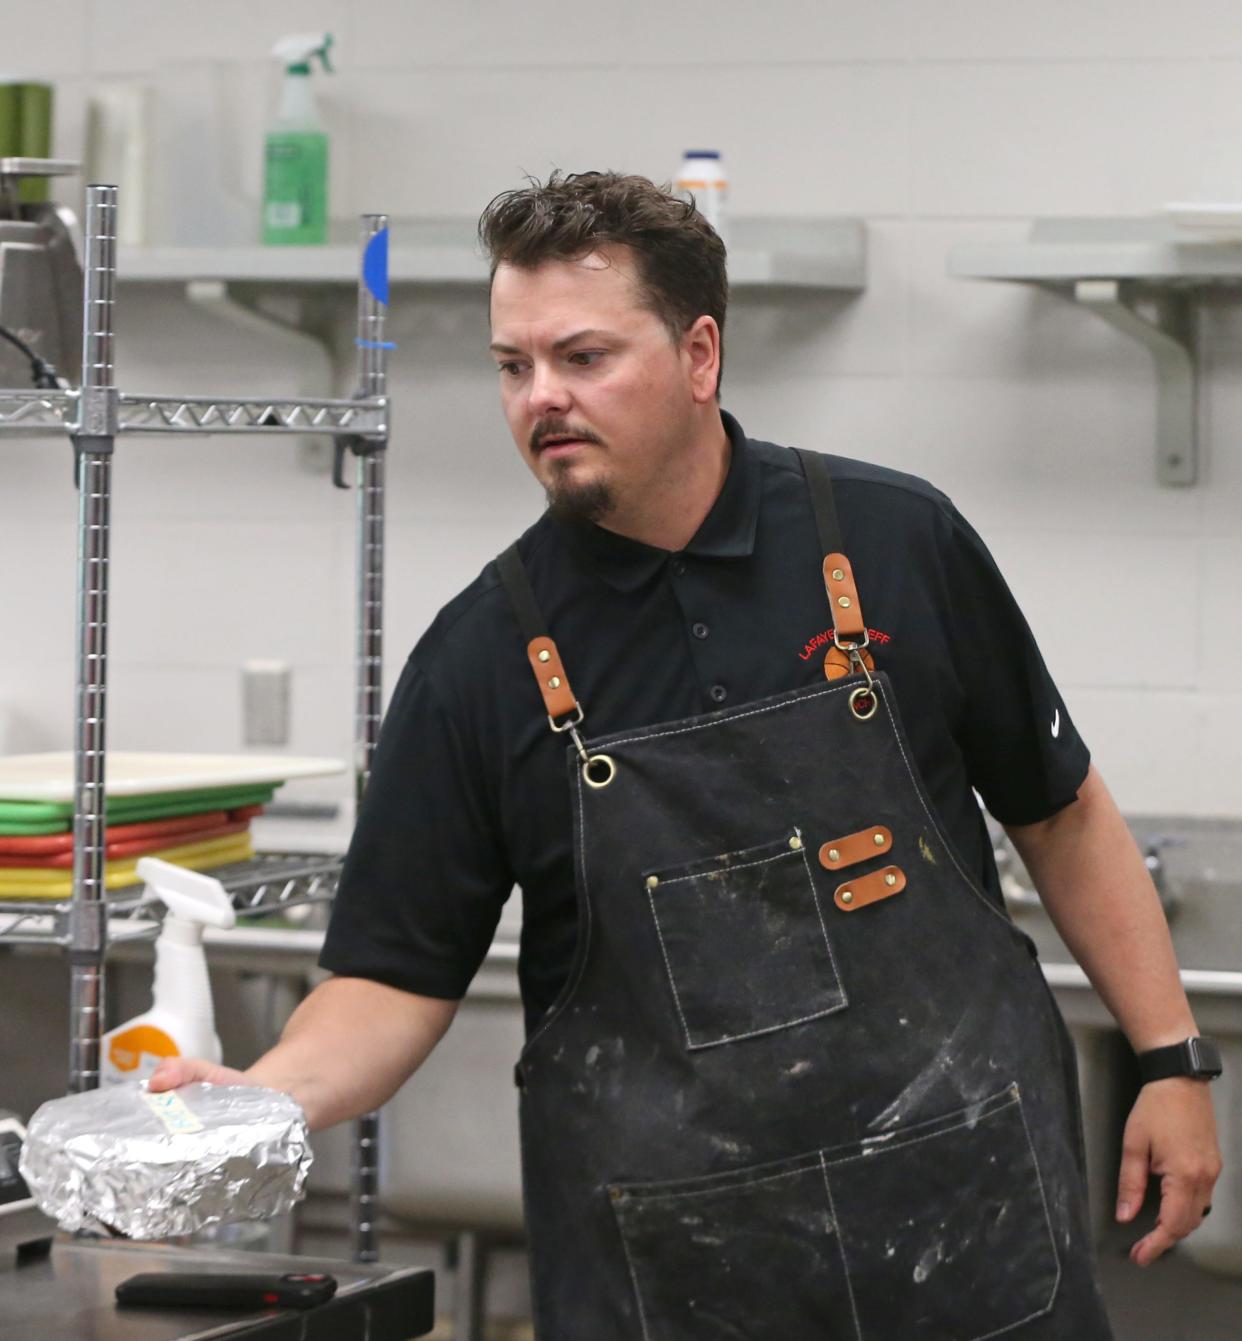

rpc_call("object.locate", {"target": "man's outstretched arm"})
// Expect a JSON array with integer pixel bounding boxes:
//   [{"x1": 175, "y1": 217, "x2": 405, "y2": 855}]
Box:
[{"x1": 149, "y1": 975, "x2": 459, "y2": 1132}]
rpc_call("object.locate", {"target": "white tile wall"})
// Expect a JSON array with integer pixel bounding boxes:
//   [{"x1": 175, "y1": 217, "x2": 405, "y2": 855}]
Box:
[{"x1": 1, "y1": 0, "x2": 1240, "y2": 821}]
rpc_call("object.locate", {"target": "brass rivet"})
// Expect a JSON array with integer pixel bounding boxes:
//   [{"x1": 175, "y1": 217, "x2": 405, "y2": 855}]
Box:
[
  {"x1": 874, "y1": 833, "x2": 886, "y2": 847},
  {"x1": 548, "y1": 676, "x2": 562, "y2": 689},
  {"x1": 831, "y1": 568, "x2": 845, "y2": 582},
  {"x1": 827, "y1": 848, "x2": 840, "y2": 862},
  {"x1": 610, "y1": 1187, "x2": 623, "y2": 1201},
  {"x1": 885, "y1": 873, "x2": 897, "y2": 887},
  {"x1": 538, "y1": 649, "x2": 551, "y2": 663},
  {"x1": 840, "y1": 890, "x2": 854, "y2": 905},
  {"x1": 789, "y1": 835, "x2": 803, "y2": 851},
  {"x1": 837, "y1": 595, "x2": 852, "y2": 609},
  {"x1": 645, "y1": 876, "x2": 659, "y2": 890}
]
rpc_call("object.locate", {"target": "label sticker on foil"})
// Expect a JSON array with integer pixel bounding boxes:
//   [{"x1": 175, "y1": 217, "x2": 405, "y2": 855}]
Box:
[{"x1": 142, "y1": 1089, "x2": 205, "y2": 1135}]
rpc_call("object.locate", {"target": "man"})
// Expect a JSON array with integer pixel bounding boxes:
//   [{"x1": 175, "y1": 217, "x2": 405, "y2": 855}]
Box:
[{"x1": 155, "y1": 172, "x2": 1220, "y2": 1339}]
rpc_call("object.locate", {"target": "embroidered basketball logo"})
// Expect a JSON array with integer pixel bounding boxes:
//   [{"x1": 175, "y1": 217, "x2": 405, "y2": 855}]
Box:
[{"x1": 823, "y1": 645, "x2": 876, "y2": 682}]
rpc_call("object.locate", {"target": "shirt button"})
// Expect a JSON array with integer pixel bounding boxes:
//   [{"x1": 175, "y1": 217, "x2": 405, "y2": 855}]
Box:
[
  {"x1": 709, "y1": 684, "x2": 728, "y2": 704},
  {"x1": 692, "y1": 622, "x2": 709, "y2": 640},
  {"x1": 671, "y1": 558, "x2": 687, "y2": 577}
]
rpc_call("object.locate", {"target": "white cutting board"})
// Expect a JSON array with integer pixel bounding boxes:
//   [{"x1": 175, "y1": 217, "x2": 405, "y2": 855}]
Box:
[{"x1": 0, "y1": 752, "x2": 347, "y2": 802}]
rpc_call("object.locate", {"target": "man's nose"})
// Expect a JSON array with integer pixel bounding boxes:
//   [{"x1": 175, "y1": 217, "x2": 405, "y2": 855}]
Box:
[{"x1": 528, "y1": 362, "x2": 571, "y2": 417}]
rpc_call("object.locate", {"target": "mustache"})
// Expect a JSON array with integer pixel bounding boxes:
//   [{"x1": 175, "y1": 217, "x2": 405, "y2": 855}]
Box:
[{"x1": 530, "y1": 419, "x2": 603, "y2": 453}]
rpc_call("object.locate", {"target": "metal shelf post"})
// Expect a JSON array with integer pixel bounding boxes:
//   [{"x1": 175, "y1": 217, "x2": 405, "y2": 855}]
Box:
[
  {"x1": 351, "y1": 214, "x2": 390, "y2": 1265},
  {"x1": 68, "y1": 184, "x2": 119, "y2": 1093}
]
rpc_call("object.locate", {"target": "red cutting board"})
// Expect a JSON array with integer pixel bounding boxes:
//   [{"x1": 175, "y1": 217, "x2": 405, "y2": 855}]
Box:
[{"x1": 0, "y1": 806, "x2": 262, "y2": 860}]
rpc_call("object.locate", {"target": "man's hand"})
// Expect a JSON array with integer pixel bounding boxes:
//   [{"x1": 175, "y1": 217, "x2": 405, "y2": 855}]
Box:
[
  {"x1": 148, "y1": 1057, "x2": 252, "y2": 1092},
  {"x1": 1115, "y1": 1078, "x2": 1222, "y2": 1266}
]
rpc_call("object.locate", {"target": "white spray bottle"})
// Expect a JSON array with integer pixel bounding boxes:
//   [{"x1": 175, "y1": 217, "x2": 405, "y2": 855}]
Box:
[{"x1": 101, "y1": 858, "x2": 236, "y2": 1085}]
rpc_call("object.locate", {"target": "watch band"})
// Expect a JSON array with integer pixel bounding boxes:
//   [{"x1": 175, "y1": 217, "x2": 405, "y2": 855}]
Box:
[{"x1": 1136, "y1": 1036, "x2": 1223, "y2": 1085}]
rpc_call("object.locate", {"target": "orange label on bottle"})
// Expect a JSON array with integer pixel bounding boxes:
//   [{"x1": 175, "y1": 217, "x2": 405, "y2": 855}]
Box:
[{"x1": 108, "y1": 1024, "x2": 181, "y2": 1072}]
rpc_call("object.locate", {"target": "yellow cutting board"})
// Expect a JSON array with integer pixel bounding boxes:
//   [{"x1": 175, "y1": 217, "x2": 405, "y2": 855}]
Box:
[{"x1": 0, "y1": 833, "x2": 254, "y2": 899}]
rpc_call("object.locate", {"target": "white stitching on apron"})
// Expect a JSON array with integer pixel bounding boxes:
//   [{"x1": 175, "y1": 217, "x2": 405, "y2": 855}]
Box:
[{"x1": 821, "y1": 1153, "x2": 865, "y2": 1341}]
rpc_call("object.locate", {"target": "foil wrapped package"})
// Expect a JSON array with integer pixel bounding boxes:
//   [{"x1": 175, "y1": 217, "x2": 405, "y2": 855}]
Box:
[{"x1": 19, "y1": 1082, "x2": 312, "y2": 1239}]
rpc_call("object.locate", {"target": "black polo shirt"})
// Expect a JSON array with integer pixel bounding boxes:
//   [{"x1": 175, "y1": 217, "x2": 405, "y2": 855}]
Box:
[{"x1": 320, "y1": 413, "x2": 1090, "y2": 1031}]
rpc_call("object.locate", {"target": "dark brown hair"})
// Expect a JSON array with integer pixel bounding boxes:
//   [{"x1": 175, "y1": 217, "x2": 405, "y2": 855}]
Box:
[{"x1": 478, "y1": 170, "x2": 728, "y2": 390}]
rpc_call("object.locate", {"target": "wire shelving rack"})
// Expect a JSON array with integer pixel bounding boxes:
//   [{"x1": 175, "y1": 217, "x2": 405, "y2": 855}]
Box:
[{"x1": 0, "y1": 183, "x2": 390, "y2": 1261}]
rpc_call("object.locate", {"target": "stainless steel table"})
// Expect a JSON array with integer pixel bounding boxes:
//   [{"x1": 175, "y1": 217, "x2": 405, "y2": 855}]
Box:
[{"x1": 1, "y1": 1237, "x2": 435, "y2": 1340}]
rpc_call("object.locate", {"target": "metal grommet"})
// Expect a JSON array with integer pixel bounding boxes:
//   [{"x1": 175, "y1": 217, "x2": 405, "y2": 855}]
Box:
[
  {"x1": 538, "y1": 649, "x2": 551, "y2": 663},
  {"x1": 827, "y1": 848, "x2": 840, "y2": 862},
  {"x1": 583, "y1": 753, "x2": 616, "y2": 789},
  {"x1": 849, "y1": 686, "x2": 878, "y2": 721},
  {"x1": 840, "y1": 890, "x2": 854, "y2": 905},
  {"x1": 831, "y1": 567, "x2": 845, "y2": 581},
  {"x1": 837, "y1": 595, "x2": 852, "y2": 609},
  {"x1": 885, "y1": 873, "x2": 898, "y2": 887},
  {"x1": 548, "y1": 676, "x2": 562, "y2": 689},
  {"x1": 789, "y1": 835, "x2": 803, "y2": 851},
  {"x1": 645, "y1": 875, "x2": 659, "y2": 890},
  {"x1": 874, "y1": 832, "x2": 886, "y2": 847}
]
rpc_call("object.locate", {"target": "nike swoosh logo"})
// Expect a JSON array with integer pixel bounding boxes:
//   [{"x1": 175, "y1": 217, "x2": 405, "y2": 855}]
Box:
[{"x1": 1051, "y1": 708, "x2": 1061, "y2": 739}]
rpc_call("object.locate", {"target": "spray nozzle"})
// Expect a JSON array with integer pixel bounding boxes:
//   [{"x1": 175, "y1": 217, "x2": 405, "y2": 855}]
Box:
[
  {"x1": 137, "y1": 857, "x2": 237, "y2": 932},
  {"x1": 272, "y1": 31, "x2": 334, "y2": 75}
]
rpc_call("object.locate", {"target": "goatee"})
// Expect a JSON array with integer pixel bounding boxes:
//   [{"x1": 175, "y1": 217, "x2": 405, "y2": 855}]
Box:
[{"x1": 546, "y1": 473, "x2": 614, "y2": 526}]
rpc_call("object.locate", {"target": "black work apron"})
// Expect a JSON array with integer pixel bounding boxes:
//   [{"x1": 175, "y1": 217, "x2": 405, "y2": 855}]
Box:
[{"x1": 499, "y1": 450, "x2": 1113, "y2": 1340}]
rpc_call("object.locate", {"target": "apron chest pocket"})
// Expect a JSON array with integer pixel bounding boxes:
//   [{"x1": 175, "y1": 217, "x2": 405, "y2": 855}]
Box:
[
  {"x1": 610, "y1": 1085, "x2": 1060, "y2": 1341},
  {"x1": 643, "y1": 829, "x2": 847, "y2": 1050}
]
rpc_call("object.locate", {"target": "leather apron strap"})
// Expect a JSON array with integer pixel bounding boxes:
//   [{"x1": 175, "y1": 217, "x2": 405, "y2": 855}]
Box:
[{"x1": 498, "y1": 543, "x2": 616, "y2": 789}]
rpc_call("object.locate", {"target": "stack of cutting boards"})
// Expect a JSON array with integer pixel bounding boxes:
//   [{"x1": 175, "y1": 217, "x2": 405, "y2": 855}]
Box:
[{"x1": 0, "y1": 753, "x2": 345, "y2": 899}]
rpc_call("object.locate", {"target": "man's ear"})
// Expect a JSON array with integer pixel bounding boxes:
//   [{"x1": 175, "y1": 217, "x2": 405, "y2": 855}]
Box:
[{"x1": 682, "y1": 316, "x2": 722, "y2": 404}]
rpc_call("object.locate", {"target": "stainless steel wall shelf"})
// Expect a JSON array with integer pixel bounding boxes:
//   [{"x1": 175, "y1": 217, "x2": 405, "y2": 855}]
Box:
[
  {"x1": 0, "y1": 185, "x2": 389, "y2": 1261},
  {"x1": 115, "y1": 216, "x2": 868, "y2": 291},
  {"x1": 948, "y1": 215, "x2": 1242, "y2": 487}
]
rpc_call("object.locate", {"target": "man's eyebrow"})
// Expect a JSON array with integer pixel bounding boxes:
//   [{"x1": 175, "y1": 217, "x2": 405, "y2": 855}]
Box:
[{"x1": 488, "y1": 329, "x2": 619, "y2": 356}]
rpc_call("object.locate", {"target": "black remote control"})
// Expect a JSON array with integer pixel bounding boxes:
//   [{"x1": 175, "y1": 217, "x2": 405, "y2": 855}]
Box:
[{"x1": 115, "y1": 1270, "x2": 337, "y2": 1311}]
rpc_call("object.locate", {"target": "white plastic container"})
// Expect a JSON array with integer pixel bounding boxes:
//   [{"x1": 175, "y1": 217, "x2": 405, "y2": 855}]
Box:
[
  {"x1": 675, "y1": 150, "x2": 728, "y2": 244},
  {"x1": 101, "y1": 859, "x2": 237, "y2": 1085}
]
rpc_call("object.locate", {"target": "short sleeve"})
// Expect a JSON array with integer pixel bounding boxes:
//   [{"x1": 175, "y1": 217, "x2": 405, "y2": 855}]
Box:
[
  {"x1": 944, "y1": 507, "x2": 1090, "y2": 826},
  {"x1": 318, "y1": 655, "x2": 513, "y2": 997}
]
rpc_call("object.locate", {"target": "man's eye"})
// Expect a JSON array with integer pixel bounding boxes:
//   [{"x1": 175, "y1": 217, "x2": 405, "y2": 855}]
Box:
[
  {"x1": 569, "y1": 351, "x2": 603, "y2": 366},
  {"x1": 497, "y1": 362, "x2": 524, "y2": 376}
]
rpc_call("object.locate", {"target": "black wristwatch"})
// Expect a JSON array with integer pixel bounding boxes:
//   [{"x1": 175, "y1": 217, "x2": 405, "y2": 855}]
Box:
[{"x1": 1136, "y1": 1036, "x2": 1223, "y2": 1085}]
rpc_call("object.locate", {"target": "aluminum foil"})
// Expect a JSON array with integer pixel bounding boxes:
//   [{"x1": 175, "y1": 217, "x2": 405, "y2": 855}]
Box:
[{"x1": 18, "y1": 1082, "x2": 312, "y2": 1239}]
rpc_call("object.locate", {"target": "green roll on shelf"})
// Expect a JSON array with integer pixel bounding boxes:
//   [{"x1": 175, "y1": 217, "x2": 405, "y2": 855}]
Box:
[
  {"x1": 0, "y1": 84, "x2": 20, "y2": 158},
  {"x1": 17, "y1": 83, "x2": 53, "y2": 203}
]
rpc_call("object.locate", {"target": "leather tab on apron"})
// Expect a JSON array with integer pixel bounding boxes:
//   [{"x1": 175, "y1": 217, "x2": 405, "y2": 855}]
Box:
[
  {"x1": 823, "y1": 552, "x2": 866, "y2": 642},
  {"x1": 526, "y1": 636, "x2": 579, "y2": 722},
  {"x1": 819, "y1": 826, "x2": 893, "y2": 871},
  {"x1": 834, "y1": 864, "x2": 906, "y2": 911}
]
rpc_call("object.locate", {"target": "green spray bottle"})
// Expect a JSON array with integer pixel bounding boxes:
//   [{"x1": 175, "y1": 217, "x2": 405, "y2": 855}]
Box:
[{"x1": 262, "y1": 32, "x2": 333, "y2": 245}]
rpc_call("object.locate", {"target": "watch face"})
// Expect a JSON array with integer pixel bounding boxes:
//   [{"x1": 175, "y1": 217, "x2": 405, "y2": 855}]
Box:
[{"x1": 1189, "y1": 1037, "x2": 1223, "y2": 1077}]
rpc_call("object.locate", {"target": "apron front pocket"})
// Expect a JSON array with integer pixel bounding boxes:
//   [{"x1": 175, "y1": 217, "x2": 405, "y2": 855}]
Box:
[
  {"x1": 644, "y1": 829, "x2": 847, "y2": 1050},
  {"x1": 610, "y1": 1151, "x2": 857, "y2": 1341},
  {"x1": 610, "y1": 1085, "x2": 1059, "y2": 1341},
  {"x1": 824, "y1": 1083, "x2": 1061, "y2": 1340}
]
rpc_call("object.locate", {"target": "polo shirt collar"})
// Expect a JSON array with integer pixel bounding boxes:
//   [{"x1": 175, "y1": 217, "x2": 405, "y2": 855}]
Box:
[{"x1": 557, "y1": 411, "x2": 762, "y2": 593}]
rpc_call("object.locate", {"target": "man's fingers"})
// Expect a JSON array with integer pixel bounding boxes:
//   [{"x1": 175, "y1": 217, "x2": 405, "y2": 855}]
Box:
[
  {"x1": 1115, "y1": 1136, "x2": 1150, "y2": 1222},
  {"x1": 1129, "y1": 1173, "x2": 1216, "y2": 1266},
  {"x1": 1129, "y1": 1221, "x2": 1177, "y2": 1268},
  {"x1": 147, "y1": 1058, "x2": 246, "y2": 1092}
]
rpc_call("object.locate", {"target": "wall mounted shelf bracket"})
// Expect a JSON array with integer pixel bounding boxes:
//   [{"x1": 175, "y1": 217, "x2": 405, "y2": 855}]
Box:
[{"x1": 1072, "y1": 279, "x2": 1195, "y2": 486}]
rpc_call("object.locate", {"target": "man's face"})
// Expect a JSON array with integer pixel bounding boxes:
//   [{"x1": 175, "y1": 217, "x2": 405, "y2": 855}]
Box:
[{"x1": 489, "y1": 245, "x2": 705, "y2": 526}]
